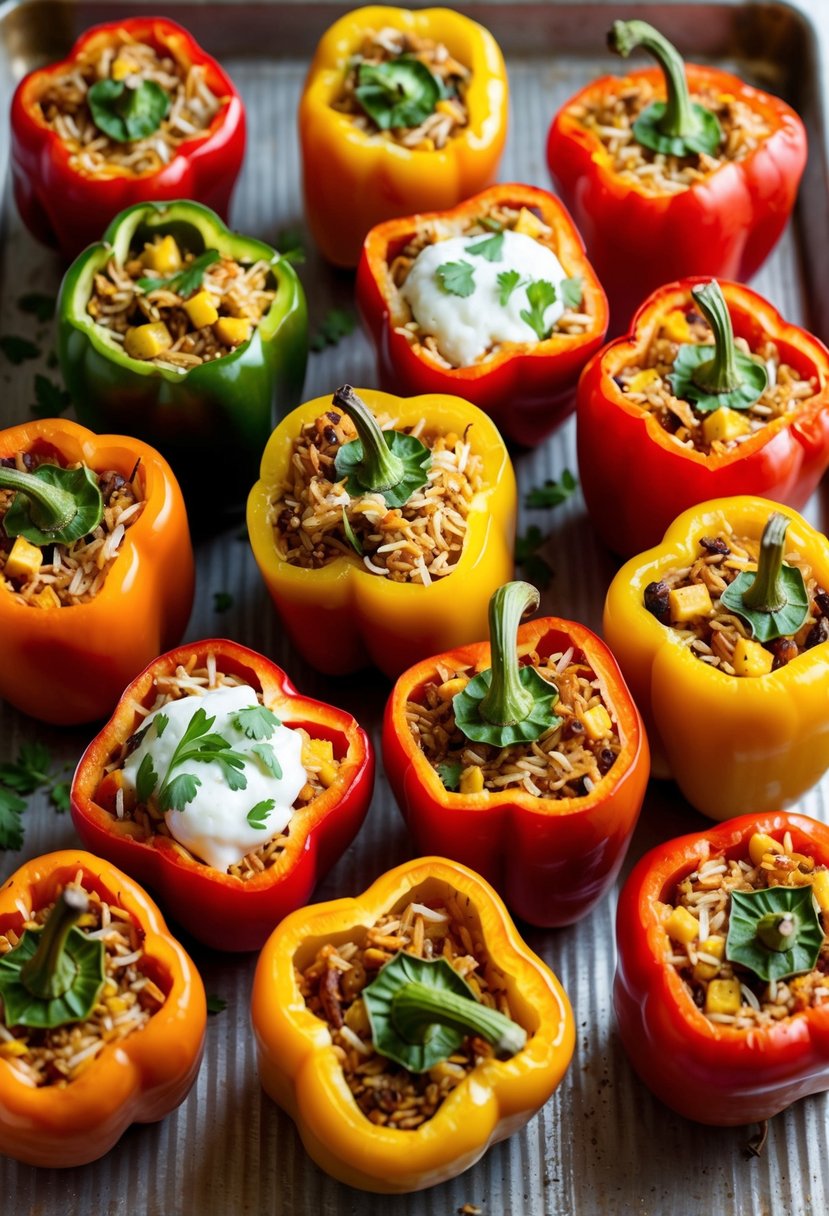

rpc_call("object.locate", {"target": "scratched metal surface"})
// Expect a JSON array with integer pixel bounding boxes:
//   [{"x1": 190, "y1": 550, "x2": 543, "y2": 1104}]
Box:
[{"x1": 0, "y1": 2, "x2": 828, "y2": 1213}]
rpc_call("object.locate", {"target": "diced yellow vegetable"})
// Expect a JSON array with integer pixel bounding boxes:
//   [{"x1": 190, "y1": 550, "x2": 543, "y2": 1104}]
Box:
[
  {"x1": 437, "y1": 677, "x2": 468, "y2": 702},
  {"x1": 811, "y1": 870, "x2": 829, "y2": 913},
  {"x1": 693, "y1": 936, "x2": 725, "y2": 982},
  {"x1": 302, "y1": 738, "x2": 337, "y2": 788},
  {"x1": 213, "y1": 316, "x2": 251, "y2": 347},
  {"x1": 668, "y1": 583, "x2": 712, "y2": 623},
  {"x1": 662, "y1": 310, "x2": 692, "y2": 344},
  {"x1": 184, "y1": 291, "x2": 219, "y2": 329},
  {"x1": 664, "y1": 905, "x2": 699, "y2": 945},
  {"x1": 705, "y1": 977, "x2": 742, "y2": 1015},
  {"x1": 513, "y1": 207, "x2": 545, "y2": 238},
  {"x1": 413, "y1": 138, "x2": 435, "y2": 152},
  {"x1": 702, "y1": 407, "x2": 752, "y2": 445},
  {"x1": 111, "y1": 57, "x2": 133, "y2": 82},
  {"x1": 626, "y1": 368, "x2": 660, "y2": 394},
  {"x1": 732, "y1": 637, "x2": 774, "y2": 678},
  {"x1": 0, "y1": 1039, "x2": 28, "y2": 1058},
  {"x1": 580, "y1": 704, "x2": 613, "y2": 742},
  {"x1": 125, "y1": 322, "x2": 173, "y2": 360},
  {"x1": 344, "y1": 998, "x2": 370, "y2": 1034},
  {"x1": 106, "y1": 996, "x2": 128, "y2": 1016},
  {"x1": 435, "y1": 99, "x2": 457, "y2": 118},
  {"x1": 31, "y1": 586, "x2": 60, "y2": 609},
  {"x1": 5, "y1": 535, "x2": 43, "y2": 580},
  {"x1": 749, "y1": 832, "x2": 781, "y2": 867},
  {"x1": 459, "y1": 765, "x2": 484, "y2": 794},
  {"x1": 103, "y1": 979, "x2": 118, "y2": 998},
  {"x1": 142, "y1": 235, "x2": 182, "y2": 275}
]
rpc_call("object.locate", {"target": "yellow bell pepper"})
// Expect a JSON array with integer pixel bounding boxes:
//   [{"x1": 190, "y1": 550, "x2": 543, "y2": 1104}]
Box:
[
  {"x1": 251, "y1": 856, "x2": 574, "y2": 1193},
  {"x1": 247, "y1": 387, "x2": 516, "y2": 678},
  {"x1": 298, "y1": 6, "x2": 508, "y2": 267},
  {"x1": 604, "y1": 496, "x2": 829, "y2": 820}
]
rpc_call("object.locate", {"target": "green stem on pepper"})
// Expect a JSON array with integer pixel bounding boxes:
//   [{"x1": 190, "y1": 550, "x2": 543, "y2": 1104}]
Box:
[
  {"x1": 719, "y1": 513, "x2": 809, "y2": 641},
  {"x1": 332, "y1": 385, "x2": 431, "y2": 509},
  {"x1": 19, "y1": 887, "x2": 88, "y2": 1000},
  {"x1": 668, "y1": 281, "x2": 768, "y2": 413},
  {"x1": 0, "y1": 463, "x2": 103, "y2": 545},
  {"x1": 726, "y1": 885, "x2": 823, "y2": 981}
]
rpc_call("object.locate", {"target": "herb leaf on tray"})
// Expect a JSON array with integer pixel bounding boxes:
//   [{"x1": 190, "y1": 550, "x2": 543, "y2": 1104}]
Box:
[{"x1": 524, "y1": 469, "x2": 578, "y2": 509}]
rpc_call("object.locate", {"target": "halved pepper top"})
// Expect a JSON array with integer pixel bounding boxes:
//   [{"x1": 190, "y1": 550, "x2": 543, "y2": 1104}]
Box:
[
  {"x1": 358, "y1": 183, "x2": 609, "y2": 446},
  {"x1": 11, "y1": 17, "x2": 246, "y2": 259},
  {"x1": 58, "y1": 200, "x2": 308, "y2": 523},
  {"x1": 547, "y1": 19, "x2": 807, "y2": 326},
  {"x1": 299, "y1": 6, "x2": 508, "y2": 267}
]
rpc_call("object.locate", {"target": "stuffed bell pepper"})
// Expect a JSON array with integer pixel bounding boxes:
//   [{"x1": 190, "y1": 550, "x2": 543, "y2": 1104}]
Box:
[
  {"x1": 0, "y1": 418, "x2": 193, "y2": 726},
  {"x1": 11, "y1": 16, "x2": 245, "y2": 260},
  {"x1": 616, "y1": 812, "x2": 829, "y2": 1125},
  {"x1": 384, "y1": 581, "x2": 649, "y2": 926},
  {"x1": 70, "y1": 639, "x2": 374, "y2": 951},
  {"x1": 247, "y1": 385, "x2": 516, "y2": 677},
  {"x1": 578, "y1": 278, "x2": 829, "y2": 557},
  {"x1": 251, "y1": 855, "x2": 574, "y2": 1192},
  {"x1": 299, "y1": 5, "x2": 508, "y2": 267},
  {"x1": 0, "y1": 850, "x2": 205, "y2": 1167},
  {"x1": 58, "y1": 199, "x2": 308, "y2": 522},
  {"x1": 547, "y1": 20, "x2": 806, "y2": 327},
  {"x1": 604, "y1": 497, "x2": 829, "y2": 819},
  {"x1": 358, "y1": 183, "x2": 609, "y2": 446}
]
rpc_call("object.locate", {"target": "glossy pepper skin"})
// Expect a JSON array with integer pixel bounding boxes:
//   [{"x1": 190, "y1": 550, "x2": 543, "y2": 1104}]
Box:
[
  {"x1": 300, "y1": 6, "x2": 508, "y2": 268},
  {"x1": 58, "y1": 200, "x2": 307, "y2": 522},
  {"x1": 70, "y1": 639, "x2": 374, "y2": 951},
  {"x1": 547, "y1": 65, "x2": 806, "y2": 329},
  {"x1": 616, "y1": 811, "x2": 829, "y2": 1125},
  {"x1": 0, "y1": 850, "x2": 205, "y2": 1167},
  {"x1": 357, "y1": 183, "x2": 609, "y2": 447},
  {"x1": 247, "y1": 388, "x2": 516, "y2": 678},
  {"x1": 251, "y1": 856, "x2": 574, "y2": 1192},
  {"x1": 603, "y1": 496, "x2": 829, "y2": 818},
  {"x1": 578, "y1": 278, "x2": 829, "y2": 557},
  {"x1": 383, "y1": 619, "x2": 648, "y2": 926},
  {"x1": 11, "y1": 17, "x2": 245, "y2": 261},
  {"x1": 0, "y1": 418, "x2": 193, "y2": 726}
]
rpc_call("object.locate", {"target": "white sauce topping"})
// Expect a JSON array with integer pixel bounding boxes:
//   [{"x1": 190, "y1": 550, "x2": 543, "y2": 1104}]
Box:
[
  {"x1": 400, "y1": 230, "x2": 568, "y2": 367},
  {"x1": 121, "y1": 685, "x2": 306, "y2": 871}
]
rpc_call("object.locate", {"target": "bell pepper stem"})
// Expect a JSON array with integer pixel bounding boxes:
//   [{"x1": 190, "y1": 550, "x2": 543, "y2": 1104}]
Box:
[
  {"x1": 0, "y1": 467, "x2": 76, "y2": 533},
  {"x1": 479, "y1": 581, "x2": 538, "y2": 726},
  {"x1": 392, "y1": 981, "x2": 527, "y2": 1058},
  {"x1": 689, "y1": 281, "x2": 743, "y2": 393},
  {"x1": 333, "y1": 384, "x2": 406, "y2": 492},
  {"x1": 608, "y1": 20, "x2": 700, "y2": 139},
  {"x1": 19, "y1": 887, "x2": 87, "y2": 1000},
  {"x1": 756, "y1": 911, "x2": 799, "y2": 953},
  {"x1": 742, "y1": 513, "x2": 789, "y2": 613}
]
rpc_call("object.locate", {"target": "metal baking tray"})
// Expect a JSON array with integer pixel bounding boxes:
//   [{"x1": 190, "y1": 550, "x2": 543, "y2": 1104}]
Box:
[{"x1": 1, "y1": 2, "x2": 828, "y2": 1212}]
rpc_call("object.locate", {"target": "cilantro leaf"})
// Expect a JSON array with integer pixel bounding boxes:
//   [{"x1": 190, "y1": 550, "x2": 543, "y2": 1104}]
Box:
[
  {"x1": 88, "y1": 78, "x2": 171, "y2": 143},
  {"x1": 479, "y1": 216, "x2": 503, "y2": 233},
  {"x1": 466, "y1": 232, "x2": 504, "y2": 262},
  {"x1": 0, "y1": 335, "x2": 39, "y2": 365},
  {"x1": 214, "y1": 755, "x2": 248, "y2": 792},
  {"x1": 436, "y1": 761, "x2": 462, "y2": 791},
  {"x1": 136, "y1": 250, "x2": 221, "y2": 298},
  {"x1": 247, "y1": 799, "x2": 275, "y2": 829},
  {"x1": 50, "y1": 782, "x2": 71, "y2": 814},
  {"x1": 497, "y1": 269, "x2": 522, "y2": 307},
  {"x1": 18, "y1": 293, "x2": 56, "y2": 322},
  {"x1": 233, "y1": 705, "x2": 281, "y2": 741},
  {"x1": 206, "y1": 993, "x2": 227, "y2": 1015},
  {"x1": 560, "y1": 276, "x2": 584, "y2": 310},
  {"x1": 0, "y1": 743, "x2": 77, "y2": 847},
  {"x1": 31, "y1": 374, "x2": 72, "y2": 419},
  {"x1": 515, "y1": 526, "x2": 553, "y2": 589},
  {"x1": 436, "y1": 261, "x2": 475, "y2": 298},
  {"x1": 251, "y1": 743, "x2": 283, "y2": 780},
  {"x1": 0, "y1": 787, "x2": 26, "y2": 850},
  {"x1": 136, "y1": 754, "x2": 158, "y2": 805},
  {"x1": 310, "y1": 308, "x2": 356, "y2": 353},
  {"x1": 355, "y1": 58, "x2": 440, "y2": 131},
  {"x1": 154, "y1": 713, "x2": 168, "y2": 739},
  {"x1": 159, "y1": 772, "x2": 201, "y2": 813},
  {"x1": 524, "y1": 469, "x2": 578, "y2": 509},
  {"x1": 520, "y1": 280, "x2": 558, "y2": 341},
  {"x1": 213, "y1": 591, "x2": 234, "y2": 613}
]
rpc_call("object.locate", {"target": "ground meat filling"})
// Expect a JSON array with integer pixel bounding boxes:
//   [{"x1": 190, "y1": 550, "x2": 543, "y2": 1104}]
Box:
[
  {"x1": 0, "y1": 872, "x2": 165, "y2": 1087},
  {"x1": 100, "y1": 655, "x2": 340, "y2": 881},
  {"x1": 568, "y1": 79, "x2": 771, "y2": 194},
  {"x1": 299, "y1": 895, "x2": 515, "y2": 1128},
  {"x1": 37, "y1": 33, "x2": 221, "y2": 176},
  {"x1": 644, "y1": 529, "x2": 829, "y2": 675},
  {"x1": 406, "y1": 647, "x2": 621, "y2": 797},
  {"x1": 334, "y1": 27, "x2": 470, "y2": 148},
  {"x1": 0, "y1": 451, "x2": 145, "y2": 606},
  {"x1": 269, "y1": 411, "x2": 484, "y2": 584},
  {"x1": 615, "y1": 308, "x2": 818, "y2": 454},
  {"x1": 663, "y1": 831, "x2": 829, "y2": 1028}
]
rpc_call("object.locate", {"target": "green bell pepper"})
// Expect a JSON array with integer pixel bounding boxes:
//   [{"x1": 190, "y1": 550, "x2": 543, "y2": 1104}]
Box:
[{"x1": 57, "y1": 200, "x2": 308, "y2": 524}]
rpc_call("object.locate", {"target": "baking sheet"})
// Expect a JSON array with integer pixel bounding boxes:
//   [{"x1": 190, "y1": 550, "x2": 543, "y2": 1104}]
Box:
[{"x1": 1, "y1": 2, "x2": 828, "y2": 1213}]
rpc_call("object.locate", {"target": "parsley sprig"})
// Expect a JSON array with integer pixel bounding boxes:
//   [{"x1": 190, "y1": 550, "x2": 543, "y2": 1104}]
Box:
[
  {"x1": 136, "y1": 707, "x2": 248, "y2": 814},
  {"x1": 436, "y1": 261, "x2": 475, "y2": 298},
  {"x1": 136, "y1": 250, "x2": 221, "y2": 298},
  {"x1": 0, "y1": 743, "x2": 71, "y2": 851}
]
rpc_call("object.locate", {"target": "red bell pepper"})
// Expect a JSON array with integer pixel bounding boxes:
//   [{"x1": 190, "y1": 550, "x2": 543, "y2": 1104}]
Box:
[
  {"x1": 383, "y1": 582, "x2": 649, "y2": 926},
  {"x1": 70, "y1": 639, "x2": 374, "y2": 951},
  {"x1": 615, "y1": 811, "x2": 829, "y2": 1125},
  {"x1": 11, "y1": 17, "x2": 245, "y2": 260},
  {"x1": 577, "y1": 277, "x2": 829, "y2": 557},
  {"x1": 357, "y1": 183, "x2": 608, "y2": 447},
  {"x1": 546, "y1": 20, "x2": 807, "y2": 329}
]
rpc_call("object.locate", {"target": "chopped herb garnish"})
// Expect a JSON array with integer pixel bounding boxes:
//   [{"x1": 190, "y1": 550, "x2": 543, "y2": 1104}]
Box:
[
  {"x1": 136, "y1": 753, "x2": 159, "y2": 805},
  {"x1": 274, "y1": 226, "x2": 305, "y2": 265},
  {"x1": 560, "y1": 276, "x2": 583, "y2": 310},
  {"x1": 246, "y1": 799, "x2": 274, "y2": 829},
  {"x1": 155, "y1": 713, "x2": 168, "y2": 738},
  {"x1": 18, "y1": 293, "x2": 56, "y2": 323},
  {"x1": 354, "y1": 58, "x2": 441, "y2": 130},
  {"x1": 31, "y1": 374, "x2": 72, "y2": 419},
  {"x1": 436, "y1": 260, "x2": 476, "y2": 299},
  {"x1": 497, "y1": 269, "x2": 522, "y2": 307},
  {"x1": 88, "y1": 78, "x2": 171, "y2": 143},
  {"x1": 251, "y1": 743, "x2": 282, "y2": 780},
  {"x1": 0, "y1": 787, "x2": 26, "y2": 851},
  {"x1": 310, "y1": 308, "x2": 356, "y2": 352},
  {"x1": 50, "y1": 782, "x2": 71, "y2": 815},
  {"x1": 206, "y1": 993, "x2": 227, "y2": 1015},
  {"x1": 436, "y1": 761, "x2": 462, "y2": 791},
  {"x1": 520, "y1": 280, "x2": 558, "y2": 342},
  {"x1": 524, "y1": 469, "x2": 578, "y2": 509},
  {"x1": 136, "y1": 250, "x2": 221, "y2": 298},
  {"x1": 0, "y1": 743, "x2": 76, "y2": 849},
  {"x1": 0, "y1": 335, "x2": 39, "y2": 365},
  {"x1": 479, "y1": 216, "x2": 504, "y2": 233},
  {"x1": 342, "y1": 507, "x2": 363, "y2": 556},
  {"x1": 154, "y1": 707, "x2": 248, "y2": 813},
  {"x1": 233, "y1": 705, "x2": 281, "y2": 741},
  {"x1": 466, "y1": 232, "x2": 504, "y2": 262},
  {"x1": 515, "y1": 526, "x2": 553, "y2": 589},
  {"x1": 213, "y1": 591, "x2": 234, "y2": 613}
]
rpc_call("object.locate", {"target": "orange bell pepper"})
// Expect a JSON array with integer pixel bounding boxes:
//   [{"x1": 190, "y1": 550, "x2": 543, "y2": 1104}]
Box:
[
  {"x1": 299, "y1": 5, "x2": 508, "y2": 267},
  {"x1": 0, "y1": 419, "x2": 193, "y2": 725},
  {"x1": 251, "y1": 855, "x2": 574, "y2": 1193},
  {"x1": 0, "y1": 850, "x2": 205, "y2": 1168}
]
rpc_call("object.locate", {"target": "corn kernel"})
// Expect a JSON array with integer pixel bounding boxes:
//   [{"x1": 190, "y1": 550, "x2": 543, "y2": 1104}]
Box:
[
  {"x1": 5, "y1": 535, "x2": 43, "y2": 580},
  {"x1": 111, "y1": 57, "x2": 133, "y2": 82},
  {"x1": 626, "y1": 368, "x2": 660, "y2": 394},
  {"x1": 103, "y1": 979, "x2": 119, "y2": 998},
  {"x1": 749, "y1": 832, "x2": 781, "y2": 867},
  {"x1": 142, "y1": 235, "x2": 182, "y2": 275},
  {"x1": 125, "y1": 322, "x2": 173, "y2": 360},
  {"x1": 413, "y1": 138, "x2": 435, "y2": 152},
  {"x1": 732, "y1": 637, "x2": 774, "y2": 678},
  {"x1": 692, "y1": 935, "x2": 725, "y2": 982},
  {"x1": 213, "y1": 316, "x2": 251, "y2": 347},
  {"x1": 106, "y1": 996, "x2": 128, "y2": 1016},
  {"x1": 317, "y1": 762, "x2": 338, "y2": 788},
  {"x1": 668, "y1": 583, "x2": 712, "y2": 623},
  {"x1": 344, "y1": 998, "x2": 370, "y2": 1035},
  {"x1": 580, "y1": 704, "x2": 613, "y2": 742},
  {"x1": 0, "y1": 1039, "x2": 28, "y2": 1058},
  {"x1": 705, "y1": 977, "x2": 742, "y2": 1015},
  {"x1": 702, "y1": 407, "x2": 752, "y2": 445},
  {"x1": 184, "y1": 291, "x2": 219, "y2": 329},
  {"x1": 664, "y1": 905, "x2": 699, "y2": 945},
  {"x1": 302, "y1": 738, "x2": 334, "y2": 766},
  {"x1": 662, "y1": 310, "x2": 692, "y2": 344},
  {"x1": 32, "y1": 586, "x2": 60, "y2": 609},
  {"x1": 513, "y1": 207, "x2": 545, "y2": 238},
  {"x1": 811, "y1": 870, "x2": 829, "y2": 913},
  {"x1": 437, "y1": 677, "x2": 468, "y2": 701},
  {"x1": 459, "y1": 765, "x2": 484, "y2": 794},
  {"x1": 435, "y1": 99, "x2": 457, "y2": 117}
]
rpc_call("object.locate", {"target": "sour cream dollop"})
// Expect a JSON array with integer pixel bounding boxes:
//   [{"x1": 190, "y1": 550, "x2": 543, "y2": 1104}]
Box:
[
  {"x1": 121, "y1": 685, "x2": 306, "y2": 871},
  {"x1": 400, "y1": 230, "x2": 569, "y2": 367}
]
